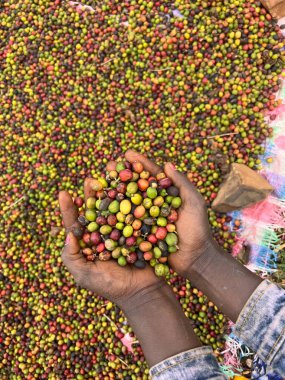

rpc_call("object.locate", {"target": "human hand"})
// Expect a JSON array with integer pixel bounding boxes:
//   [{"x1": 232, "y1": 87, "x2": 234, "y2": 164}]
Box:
[
  {"x1": 124, "y1": 150, "x2": 214, "y2": 277},
  {"x1": 58, "y1": 179, "x2": 162, "y2": 308}
]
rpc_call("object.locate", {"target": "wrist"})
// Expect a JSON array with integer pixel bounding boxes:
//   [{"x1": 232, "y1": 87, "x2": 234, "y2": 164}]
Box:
[
  {"x1": 186, "y1": 238, "x2": 222, "y2": 279},
  {"x1": 178, "y1": 237, "x2": 217, "y2": 279},
  {"x1": 186, "y1": 240, "x2": 262, "y2": 322},
  {"x1": 117, "y1": 280, "x2": 168, "y2": 314},
  {"x1": 122, "y1": 282, "x2": 201, "y2": 367}
]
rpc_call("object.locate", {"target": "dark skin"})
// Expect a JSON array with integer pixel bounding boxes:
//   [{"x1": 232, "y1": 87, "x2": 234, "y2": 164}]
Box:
[
  {"x1": 59, "y1": 149, "x2": 262, "y2": 366},
  {"x1": 59, "y1": 181, "x2": 161, "y2": 306},
  {"x1": 122, "y1": 152, "x2": 261, "y2": 322},
  {"x1": 59, "y1": 149, "x2": 203, "y2": 366},
  {"x1": 59, "y1": 149, "x2": 212, "y2": 304}
]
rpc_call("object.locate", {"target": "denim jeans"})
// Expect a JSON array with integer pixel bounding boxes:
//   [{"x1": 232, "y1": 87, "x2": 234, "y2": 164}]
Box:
[{"x1": 150, "y1": 280, "x2": 285, "y2": 380}]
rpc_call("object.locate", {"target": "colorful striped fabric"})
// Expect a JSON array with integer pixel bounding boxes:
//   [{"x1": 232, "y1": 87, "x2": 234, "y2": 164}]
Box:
[{"x1": 221, "y1": 17, "x2": 285, "y2": 379}]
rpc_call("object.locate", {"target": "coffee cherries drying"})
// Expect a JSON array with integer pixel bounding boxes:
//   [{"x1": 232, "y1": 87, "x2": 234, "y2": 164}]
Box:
[{"x1": 78, "y1": 160, "x2": 182, "y2": 276}]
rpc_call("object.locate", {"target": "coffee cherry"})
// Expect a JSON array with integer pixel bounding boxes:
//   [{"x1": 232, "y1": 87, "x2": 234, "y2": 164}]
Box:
[
  {"x1": 143, "y1": 218, "x2": 155, "y2": 226},
  {"x1": 90, "y1": 232, "x2": 102, "y2": 245},
  {"x1": 120, "y1": 200, "x2": 132, "y2": 215},
  {"x1": 100, "y1": 225, "x2": 112, "y2": 235},
  {"x1": 153, "y1": 196, "x2": 164, "y2": 207},
  {"x1": 96, "y1": 243, "x2": 106, "y2": 253},
  {"x1": 119, "y1": 169, "x2": 133, "y2": 182},
  {"x1": 154, "y1": 247, "x2": 162, "y2": 259},
  {"x1": 118, "y1": 256, "x2": 127, "y2": 267},
  {"x1": 132, "y1": 219, "x2": 142, "y2": 230},
  {"x1": 171, "y1": 197, "x2": 182, "y2": 209},
  {"x1": 143, "y1": 198, "x2": 153, "y2": 209},
  {"x1": 148, "y1": 234, "x2": 158, "y2": 244},
  {"x1": 112, "y1": 247, "x2": 121, "y2": 259},
  {"x1": 133, "y1": 260, "x2": 146, "y2": 269},
  {"x1": 108, "y1": 189, "x2": 117, "y2": 199},
  {"x1": 167, "y1": 186, "x2": 180, "y2": 197},
  {"x1": 99, "y1": 251, "x2": 112, "y2": 261},
  {"x1": 110, "y1": 229, "x2": 121, "y2": 241},
  {"x1": 137, "y1": 240, "x2": 152, "y2": 252},
  {"x1": 165, "y1": 233, "x2": 178, "y2": 247},
  {"x1": 159, "y1": 178, "x2": 172, "y2": 189},
  {"x1": 108, "y1": 200, "x2": 120, "y2": 213},
  {"x1": 168, "y1": 209, "x2": 178, "y2": 223},
  {"x1": 155, "y1": 264, "x2": 166, "y2": 276},
  {"x1": 74, "y1": 197, "x2": 84, "y2": 208},
  {"x1": 132, "y1": 162, "x2": 144, "y2": 173},
  {"x1": 109, "y1": 170, "x2": 118, "y2": 179},
  {"x1": 126, "y1": 236, "x2": 136, "y2": 247},
  {"x1": 90, "y1": 179, "x2": 103, "y2": 191},
  {"x1": 143, "y1": 252, "x2": 153, "y2": 261},
  {"x1": 96, "y1": 215, "x2": 107, "y2": 225},
  {"x1": 86, "y1": 197, "x2": 96, "y2": 209},
  {"x1": 157, "y1": 217, "x2": 167, "y2": 227},
  {"x1": 156, "y1": 173, "x2": 166, "y2": 181},
  {"x1": 116, "y1": 162, "x2": 126, "y2": 172},
  {"x1": 149, "y1": 206, "x2": 160, "y2": 218},
  {"x1": 134, "y1": 205, "x2": 146, "y2": 219},
  {"x1": 140, "y1": 171, "x2": 150, "y2": 179},
  {"x1": 155, "y1": 227, "x2": 168, "y2": 240},
  {"x1": 107, "y1": 214, "x2": 117, "y2": 226},
  {"x1": 123, "y1": 225, "x2": 133, "y2": 238},
  {"x1": 138, "y1": 179, "x2": 149, "y2": 191},
  {"x1": 127, "y1": 182, "x2": 138, "y2": 194},
  {"x1": 126, "y1": 252, "x2": 137, "y2": 264},
  {"x1": 98, "y1": 177, "x2": 108, "y2": 188},
  {"x1": 98, "y1": 198, "x2": 112, "y2": 211},
  {"x1": 85, "y1": 210, "x2": 96, "y2": 222},
  {"x1": 131, "y1": 193, "x2": 143, "y2": 205},
  {"x1": 117, "y1": 183, "x2": 127, "y2": 194},
  {"x1": 105, "y1": 239, "x2": 118, "y2": 251},
  {"x1": 87, "y1": 222, "x2": 99, "y2": 232},
  {"x1": 146, "y1": 187, "x2": 157, "y2": 199}
]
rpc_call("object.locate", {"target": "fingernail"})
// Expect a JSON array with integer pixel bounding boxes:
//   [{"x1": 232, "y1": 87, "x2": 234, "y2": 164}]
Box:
[{"x1": 65, "y1": 233, "x2": 71, "y2": 245}]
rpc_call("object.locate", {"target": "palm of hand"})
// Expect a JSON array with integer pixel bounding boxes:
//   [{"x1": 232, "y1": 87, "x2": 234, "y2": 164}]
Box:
[
  {"x1": 75, "y1": 258, "x2": 160, "y2": 304},
  {"x1": 59, "y1": 149, "x2": 212, "y2": 302},
  {"x1": 59, "y1": 179, "x2": 160, "y2": 305}
]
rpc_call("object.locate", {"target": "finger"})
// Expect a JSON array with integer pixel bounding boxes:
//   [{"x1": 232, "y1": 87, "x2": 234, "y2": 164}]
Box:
[
  {"x1": 62, "y1": 232, "x2": 86, "y2": 272},
  {"x1": 59, "y1": 191, "x2": 78, "y2": 228},
  {"x1": 84, "y1": 177, "x2": 97, "y2": 203},
  {"x1": 164, "y1": 163, "x2": 204, "y2": 204},
  {"x1": 125, "y1": 149, "x2": 162, "y2": 176}
]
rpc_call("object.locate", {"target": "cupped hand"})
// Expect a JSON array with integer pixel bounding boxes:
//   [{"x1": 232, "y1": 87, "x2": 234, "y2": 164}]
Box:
[
  {"x1": 58, "y1": 179, "x2": 162, "y2": 307},
  {"x1": 125, "y1": 150, "x2": 214, "y2": 277}
]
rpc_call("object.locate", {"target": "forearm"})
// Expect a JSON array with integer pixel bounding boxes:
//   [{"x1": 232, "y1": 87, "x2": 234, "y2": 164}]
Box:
[
  {"x1": 186, "y1": 240, "x2": 262, "y2": 322},
  {"x1": 121, "y1": 282, "x2": 201, "y2": 368}
]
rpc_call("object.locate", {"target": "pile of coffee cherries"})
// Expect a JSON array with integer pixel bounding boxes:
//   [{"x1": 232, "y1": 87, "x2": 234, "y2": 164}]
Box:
[
  {"x1": 1, "y1": 0, "x2": 284, "y2": 377},
  {"x1": 77, "y1": 160, "x2": 181, "y2": 276}
]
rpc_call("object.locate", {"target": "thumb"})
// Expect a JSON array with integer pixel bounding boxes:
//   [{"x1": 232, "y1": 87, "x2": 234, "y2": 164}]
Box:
[
  {"x1": 164, "y1": 162, "x2": 204, "y2": 204},
  {"x1": 62, "y1": 232, "x2": 86, "y2": 270}
]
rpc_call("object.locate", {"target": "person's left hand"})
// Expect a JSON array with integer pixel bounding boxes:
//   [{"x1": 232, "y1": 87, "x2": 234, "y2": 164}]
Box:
[{"x1": 58, "y1": 179, "x2": 162, "y2": 306}]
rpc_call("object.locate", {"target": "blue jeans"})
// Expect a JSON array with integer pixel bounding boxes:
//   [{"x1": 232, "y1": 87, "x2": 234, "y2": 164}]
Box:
[{"x1": 150, "y1": 280, "x2": 285, "y2": 379}]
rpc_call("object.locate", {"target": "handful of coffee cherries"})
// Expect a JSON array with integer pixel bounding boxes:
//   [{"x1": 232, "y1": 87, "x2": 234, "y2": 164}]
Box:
[{"x1": 77, "y1": 160, "x2": 182, "y2": 277}]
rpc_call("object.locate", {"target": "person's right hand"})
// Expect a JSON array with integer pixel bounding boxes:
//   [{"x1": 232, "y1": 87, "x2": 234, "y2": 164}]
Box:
[
  {"x1": 59, "y1": 178, "x2": 162, "y2": 308},
  {"x1": 124, "y1": 150, "x2": 215, "y2": 277}
]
